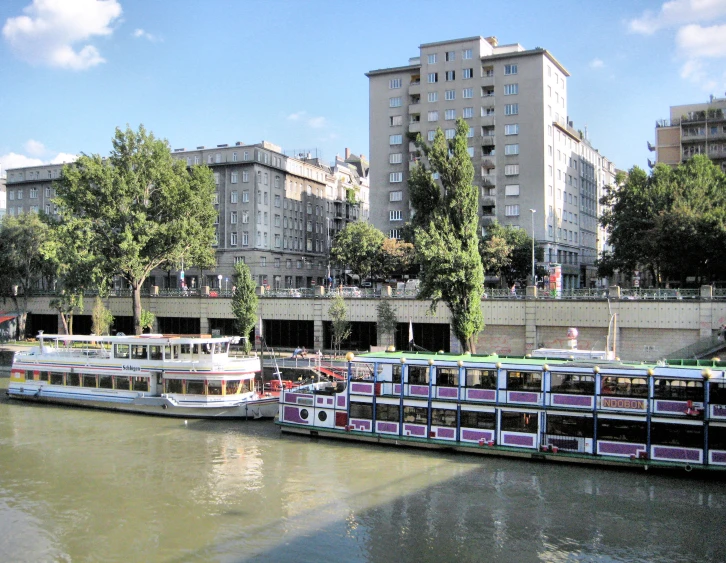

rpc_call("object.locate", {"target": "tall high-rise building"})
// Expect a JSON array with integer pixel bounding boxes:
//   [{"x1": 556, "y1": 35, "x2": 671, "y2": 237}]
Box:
[
  {"x1": 367, "y1": 36, "x2": 614, "y2": 288},
  {"x1": 653, "y1": 95, "x2": 726, "y2": 171}
]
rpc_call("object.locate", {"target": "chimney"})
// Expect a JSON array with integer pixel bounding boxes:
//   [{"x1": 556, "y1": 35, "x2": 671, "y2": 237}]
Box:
[
  {"x1": 345, "y1": 148, "x2": 351, "y2": 159},
  {"x1": 485, "y1": 36, "x2": 498, "y2": 47}
]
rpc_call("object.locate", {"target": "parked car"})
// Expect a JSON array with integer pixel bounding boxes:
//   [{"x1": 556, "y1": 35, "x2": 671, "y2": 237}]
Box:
[{"x1": 339, "y1": 286, "x2": 362, "y2": 297}]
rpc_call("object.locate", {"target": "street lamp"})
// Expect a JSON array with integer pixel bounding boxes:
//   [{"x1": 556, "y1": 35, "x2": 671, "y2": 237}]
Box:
[
  {"x1": 225, "y1": 277, "x2": 228, "y2": 292},
  {"x1": 217, "y1": 274, "x2": 222, "y2": 290},
  {"x1": 529, "y1": 209, "x2": 536, "y2": 287}
]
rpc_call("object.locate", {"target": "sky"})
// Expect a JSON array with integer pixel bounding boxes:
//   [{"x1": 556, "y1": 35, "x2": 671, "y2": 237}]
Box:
[{"x1": 1, "y1": 0, "x2": 726, "y2": 176}]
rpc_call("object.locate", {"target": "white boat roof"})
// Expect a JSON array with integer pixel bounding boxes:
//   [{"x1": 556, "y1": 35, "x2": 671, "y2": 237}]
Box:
[{"x1": 35, "y1": 334, "x2": 233, "y2": 345}]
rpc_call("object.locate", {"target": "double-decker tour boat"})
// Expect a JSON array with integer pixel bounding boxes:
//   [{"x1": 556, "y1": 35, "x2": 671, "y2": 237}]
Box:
[
  {"x1": 278, "y1": 345, "x2": 726, "y2": 475},
  {"x1": 8, "y1": 333, "x2": 277, "y2": 419}
]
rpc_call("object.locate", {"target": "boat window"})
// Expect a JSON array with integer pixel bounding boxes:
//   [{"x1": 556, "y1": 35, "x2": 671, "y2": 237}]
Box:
[
  {"x1": 149, "y1": 346, "x2": 162, "y2": 360},
  {"x1": 82, "y1": 375, "x2": 97, "y2": 388},
  {"x1": 546, "y1": 414, "x2": 592, "y2": 438},
  {"x1": 50, "y1": 372, "x2": 64, "y2": 385},
  {"x1": 708, "y1": 425, "x2": 726, "y2": 450},
  {"x1": 186, "y1": 380, "x2": 205, "y2": 395},
  {"x1": 132, "y1": 346, "x2": 148, "y2": 360},
  {"x1": 460, "y1": 410, "x2": 496, "y2": 429},
  {"x1": 226, "y1": 380, "x2": 241, "y2": 395},
  {"x1": 403, "y1": 406, "x2": 428, "y2": 424},
  {"x1": 39, "y1": 371, "x2": 49, "y2": 382},
  {"x1": 115, "y1": 344, "x2": 130, "y2": 359},
  {"x1": 208, "y1": 380, "x2": 223, "y2": 395},
  {"x1": 710, "y1": 382, "x2": 726, "y2": 405},
  {"x1": 350, "y1": 402, "x2": 373, "y2": 420},
  {"x1": 180, "y1": 344, "x2": 191, "y2": 355},
  {"x1": 500, "y1": 411, "x2": 538, "y2": 433},
  {"x1": 214, "y1": 342, "x2": 225, "y2": 355},
  {"x1": 99, "y1": 376, "x2": 113, "y2": 389},
  {"x1": 550, "y1": 373, "x2": 595, "y2": 395},
  {"x1": 465, "y1": 369, "x2": 497, "y2": 389},
  {"x1": 651, "y1": 422, "x2": 703, "y2": 448},
  {"x1": 164, "y1": 345, "x2": 174, "y2": 360},
  {"x1": 352, "y1": 362, "x2": 376, "y2": 381},
  {"x1": 391, "y1": 364, "x2": 402, "y2": 384},
  {"x1": 114, "y1": 376, "x2": 130, "y2": 390},
  {"x1": 165, "y1": 379, "x2": 183, "y2": 393},
  {"x1": 653, "y1": 378, "x2": 703, "y2": 401},
  {"x1": 507, "y1": 371, "x2": 542, "y2": 391},
  {"x1": 202, "y1": 344, "x2": 212, "y2": 355},
  {"x1": 600, "y1": 376, "x2": 648, "y2": 397},
  {"x1": 431, "y1": 408, "x2": 457, "y2": 427},
  {"x1": 375, "y1": 403, "x2": 400, "y2": 422},
  {"x1": 67, "y1": 373, "x2": 80, "y2": 386},
  {"x1": 408, "y1": 365, "x2": 429, "y2": 385},
  {"x1": 25, "y1": 370, "x2": 34, "y2": 381},
  {"x1": 437, "y1": 368, "x2": 459, "y2": 387},
  {"x1": 596, "y1": 418, "x2": 646, "y2": 443},
  {"x1": 132, "y1": 377, "x2": 148, "y2": 392}
]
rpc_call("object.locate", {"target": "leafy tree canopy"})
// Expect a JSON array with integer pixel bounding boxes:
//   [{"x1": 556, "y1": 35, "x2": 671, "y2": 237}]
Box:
[
  {"x1": 231, "y1": 260, "x2": 258, "y2": 354},
  {"x1": 480, "y1": 221, "x2": 544, "y2": 287},
  {"x1": 330, "y1": 221, "x2": 385, "y2": 281}
]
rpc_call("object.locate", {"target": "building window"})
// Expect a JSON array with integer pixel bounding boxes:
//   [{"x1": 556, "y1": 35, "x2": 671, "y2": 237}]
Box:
[
  {"x1": 462, "y1": 107, "x2": 473, "y2": 118},
  {"x1": 241, "y1": 211, "x2": 249, "y2": 223},
  {"x1": 467, "y1": 147, "x2": 474, "y2": 157},
  {"x1": 427, "y1": 72, "x2": 438, "y2": 83},
  {"x1": 445, "y1": 51, "x2": 455, "y2": 61},
  {"x1": 445, "y1": 109, "x2": 456, "y2": 120},
  {"x1": 389, "y1": 78, "x2": 402, "y2": 89},
  {"x1": 445, "y1": 70, "x2": 455, "y2": 81},
  {"x1": 428, "y1": 110, "x2": 439, "y2": 121},
  {"x1": 462, "y1": 48, "x2": 472, "y2": 59},
  {"x1": 389, "y1": 172, "x2": 403, "y2": 183},
  {"x1": 214, "y1": 173, "x2": 220, "y2": 185},
  {"x1": 504, "y1": 83, "x2": 519, "y2": 95},
  {"x1": 462, "y1": 68, "x2": 473, "y2": 79},
  {"x1": 29, "y1": 188, "x2": 37, "y2": 199},
  {"x1": 389, "y1": 153, "x2": 403, "y2": 164},
  {"x1": 230, "y1": 232, "x2": 237, "y2": 246},
  {"x1": 231, "y1": 172, "x2": 239, "y2": 184},
  {"x1": 427, "y1": 130, "x2": 436, "y2": 141},
  {"x1": 445, "y1": 129, "x2": 455, "y2": 139},
  {"x1": 445, "y1": 89, "x2": 455, "y2": 100},
  {"x1": 390, "y1": 210, "x2": 402, "y2": 221},
  {"x1": 390, "y1": 134, "x2": 403, "y2": 145},
  {"x1": 390, "y1": 115, "x2": 403, "y2": 126},
  {"x1": 462, "y1": 88, "x2": 473, "y2": 99},
  {"x1": 504, "y1": 124, "x2": 519, "y2": 135},
  {"x1": 482, "y1": 107, "x2": 495, "y2": 116},
  {"x1": 428, "y1": 53, "x2": 437, "y2": 64},
  {"x1": 505, "y1": 205, "x2": 520, "y2": 216},
  {"x1": 230, "y1": 211, "x2": 238, "y2": 224},
  {"x1": 242, "y1": 190, "x2": 249, "y2": 203},
  {"x1": 505, "y1": 164, "x2": 520, "y2": 175},
  {"x1": 505, "y1": 184, "x2": 520, "y2": 196},
  {"x1": 428, "y1": 92, "x2": 438, "y2": 102},
  {"x1": 504, "y1": 144, "x2": 519, "y2": 155},
  {"x1": 212, "y1": 192, "x2": 219, "y2": 204},
  {"x1": 390, "y1": 97, "x2": 402, "y2": 107},
  {"x1": 275, "y1": 234, "x2": 281, "y2": 248},
  {"x1": 504, "y1": 64, "x2": 518, "y2": 75},
  {"x1": 390, "y1": 190, "x2": 403, "y2": 201},
  {"x1": 389, "y1": 229, "x2": 401, "y2": 239},
  {"x1": 45, "y1": 186, "x2": 52, "y2": 197},
  {"x1": 504, "y1": 104, "x2": 519, "y2": 115}
]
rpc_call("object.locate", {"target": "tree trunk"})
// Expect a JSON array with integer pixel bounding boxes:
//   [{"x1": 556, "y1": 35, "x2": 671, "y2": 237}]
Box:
[
  {"x1": 59, "y1": 312, "x2": 69, "y2": 335},
  {"x1": 133, "y1": 283, "x2": 142, "y2": 335}
]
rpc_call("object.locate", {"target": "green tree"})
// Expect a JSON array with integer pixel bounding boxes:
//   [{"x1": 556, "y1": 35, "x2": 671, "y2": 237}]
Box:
[
  {"x1": 330, "y1": 221, "x2": 385, "y2": 282},
  {"x1": 231, "y1": 261, "x2": 258, "y2": 354},
  {"x1": 376, "y1": 299, "x2": 398, "y2": 348},
  {"x1": 91, "y1": 296, "x2": 114, "y2": 336},
  {"x1": 55, "y1": 125, "x2": 217, "y2": 335},
  {"x1": 480, "y1": 221, "x2": 544, "y2": 286},
  {"x1": 328, "y1": 293, "x2": 351, "y2": 357},
  {"x1": 408, "y1": 119, "x2": 484, "y2": 353},
  {"x1": 139, "y1": 309, "x2": 156, "y2": 333},
  {"x1": 378, "y1": 238, "x2": 415, "y2": 280},
  {"x1": 0, "y1": 213, "x2": 53, "y2": 339}
]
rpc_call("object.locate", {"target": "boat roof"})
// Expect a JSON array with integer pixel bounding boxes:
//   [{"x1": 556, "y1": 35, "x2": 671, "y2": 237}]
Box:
[{"x1": 35, "y1": 334, "x2": 232, "y2": 345}]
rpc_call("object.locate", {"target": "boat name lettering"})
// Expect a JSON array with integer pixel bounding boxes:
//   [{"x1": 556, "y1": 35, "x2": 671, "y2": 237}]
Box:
[
  {"x1": 601, "y1": 397, "x2": 645, "y2": 410},
  {"x1": 122, "y1": 365, "x2": 141, "y2": 372}
]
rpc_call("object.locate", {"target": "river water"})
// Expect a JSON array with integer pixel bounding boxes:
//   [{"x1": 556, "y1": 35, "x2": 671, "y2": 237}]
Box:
[{"x1": 1, "y1": 378, "x2": 725, "y2": 563}]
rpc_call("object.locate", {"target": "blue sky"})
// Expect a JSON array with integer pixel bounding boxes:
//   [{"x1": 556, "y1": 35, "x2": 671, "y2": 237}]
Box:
[{"x1": 1, "y1": 0, "x2": 726, "y2": 175}]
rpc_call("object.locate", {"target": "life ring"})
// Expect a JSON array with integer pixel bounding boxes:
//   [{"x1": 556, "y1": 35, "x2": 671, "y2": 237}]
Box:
[{"x1": 685, "y1": 464, "x2": 693, "y2": 472}]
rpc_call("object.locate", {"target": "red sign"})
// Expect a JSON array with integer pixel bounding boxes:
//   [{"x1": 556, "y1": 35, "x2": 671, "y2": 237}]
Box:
[{"x1": 601, "y1": 397, "x2": 645, "y2": 410}]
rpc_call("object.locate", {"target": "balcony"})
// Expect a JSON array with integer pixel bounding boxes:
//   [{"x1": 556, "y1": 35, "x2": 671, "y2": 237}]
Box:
[
  {"x1": 408, "y1": 82, "x2": 420, "y2": 96},
  {"x1": 481, "y1": 173, "x2": 496, "y2": 187},
  {"x1": 408, "y1": 121, "x2": 421, "y2": 134},
  {"x1": 481, "y1": 196, "x2": 496, "y2": 207},
  {"x1": 481, "y1": 136, "x2": 495, "y2": 147},
  {"x1": 482, "y1": 159, "x2": 495, "y2": 171},
  {"x1": 480, "y1": 115, "x2": 495, "y2": 127}
]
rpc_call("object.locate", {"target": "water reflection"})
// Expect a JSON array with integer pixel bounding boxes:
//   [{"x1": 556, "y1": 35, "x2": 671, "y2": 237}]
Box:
[{"x1": 1, "y1": 381, "x2": 725, "y2": 562}]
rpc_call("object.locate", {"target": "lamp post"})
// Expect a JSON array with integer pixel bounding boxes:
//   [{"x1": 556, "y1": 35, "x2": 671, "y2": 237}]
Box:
[
  {"x1": 225, "y1": 277, "x2": 228, "y2": 292},
  {"x1": 529, "y1": 209, "x2": 536, "y2": 287},
  {"x1": 217, "y1": 274, "x2": 222, "y2": 290}
]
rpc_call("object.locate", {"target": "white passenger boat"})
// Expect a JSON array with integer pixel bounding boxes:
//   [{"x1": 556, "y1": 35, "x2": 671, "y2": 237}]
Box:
[
  {"x1": 8, "y1": 333, "x2": 277, "y2": 419},
  {"x1": 278, "y1": 349, "x2": 726, "y2": 475}
]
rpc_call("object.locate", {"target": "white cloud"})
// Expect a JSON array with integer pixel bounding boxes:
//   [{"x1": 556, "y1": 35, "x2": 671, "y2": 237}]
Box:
[
  {"x1": 0, "y1": 151, "x2": 76, "y2": 175},
  {"x1": 589, "y1": 58, "x2": 604, "y2": 69},
  {"x1": 286, "y1": 111, "x2": 327, "y2": 129},
  {"x1": 287, "y1": 111, "x2": 305, "y2": 121},
  {"x1": 307, "y1": 116, "x2": 326, "y2": 128},
  {"x1": 629, "y1": 0, "x2": 726, "y2": 34},
  {"x1": 677, "y1": 23, "x2": 726, "y2": 58},
  {"x1": 133, "y1": 28, "x2": 161, "y2": 42},
  {"x1": 50, "y1": 152, "x2": 77, "y2": 164},
  {"x1": 24, "y1": 139, "x2": 46, "y2": 156},
  {"x1": 2, "y1": 0, "x2": 122, "y2": 70}
]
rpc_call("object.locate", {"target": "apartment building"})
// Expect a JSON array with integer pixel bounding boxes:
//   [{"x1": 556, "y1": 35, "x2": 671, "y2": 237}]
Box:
[
  {"x1": 4, "y1": 141, "x2": 366, "y2": 290},
  {"x1": 367, "y1": 36, "x2": 615, "y2": 289},
  {"x1": 653, "y1": 95, "x2": 726, "y2": 171}
]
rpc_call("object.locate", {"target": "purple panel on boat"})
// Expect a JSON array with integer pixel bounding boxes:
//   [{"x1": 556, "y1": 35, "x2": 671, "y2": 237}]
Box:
[
  {"x1": 404, "y1": 424, "x2": 426, "y2": 436},
  {"x1": 502, "y1": 433, "x2": 535, "y2": 447},
  {"x1": 410, "y1": 385, "x2": 429, "y2": 396},
  {"x1": 438, "y1": 387, "x2": 458, "y2": 399},
  {"x1": 467, "y1": 389, "x2": 496, "y2": 401},
  {"x1": 552, "y1": 394, "x2": 592, "y2": 407},
  {"x1": 336, "y1": 395, "x2": 346, "y2": 408},
  {"x1": 711, "y1": 451, "x2": 726, "y2": 463},
  {"x1": 377, "y1": 421, "x2": 398, "y2": 434},
  {"x1": 509, "y1": 391, "x2": 539, "y2": 403},
  {"x1": 598, "y1": 441, "x2": 642, "y2": 456},
  {"x1": 436, "y1": 427, "x2": 456, "y2": 439},
  {"x1": 712, "y1": 405, "x2": 726, "y2": 418},
  {"x1": 351, "y1": 418, "x2": 371, "y2": 431},
  {"x1": 315, "y1": 396, "x2": 334, "y2": 406},
  {"x1": 394, "y1": 384, "x2": 402, "y2": 394},
  {"x1": 351, "y1": 382, "x2": 373, "y2": 394},
  {"x1": 283, "y1": 406, "x2": 309, "y2": 425},
  {"x1": 284, "y1": 392, "x2": 312, "y2": 403},
  {"x1": 652, "y1": 446, "x2": 700, "y2": 462},
  {"x1": 655, "y1": 401, "x2": 687, "y2": 414},
  {"x1": 461, "y1": 429, "x2": 494, "y2": 442}
]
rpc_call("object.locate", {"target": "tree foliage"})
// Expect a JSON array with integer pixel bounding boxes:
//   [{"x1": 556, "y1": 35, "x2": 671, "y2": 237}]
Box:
[
  {"x1": 139, "y1": 309, "x2": 155, "y2": 333},
  {"x1": 231, "y1": 260, "x2": 258, "y2": 354},
  {"x1": 328, "y1": 294, "x2": 351, "y2": 356},
  {"x1": 408, "y1": 119, "x2": 484, "y2": 352},
  {"x1": 599, "y1": 155, "x2": 726, "y2": 285},
  {"x1": 330, "y1": 221, "x2": 385, "y2": 281},
  {"x1": 379, "y1": 238, "x2": 415, "y2": 279},
  {"x1": 376, "y1": 299, "x2": 398, "y2": 348},
  {"x1": 91, "y1": 296, "x2": 114, "y2": 336},
  {"x1": 54, "y1": 125, "x2": 217, "y2": 334},
  {"x1": 480, "y1": 221, "x2": 544, "y2": 286}
]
